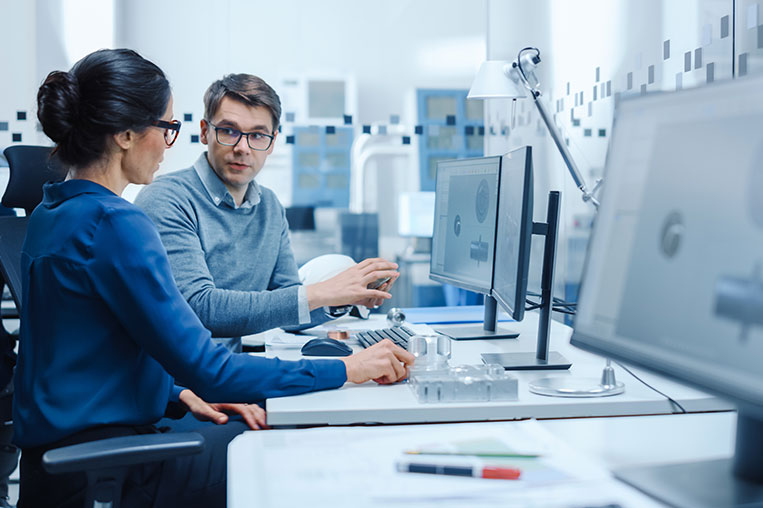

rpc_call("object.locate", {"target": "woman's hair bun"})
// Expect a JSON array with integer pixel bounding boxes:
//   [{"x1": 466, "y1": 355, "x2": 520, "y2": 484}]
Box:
[
  {"x1": 35, "y1": 49, "x2": 170, "y2": 168},
  {"x1": 36, "y1": 70, "x2": 80, "y2": 144}
]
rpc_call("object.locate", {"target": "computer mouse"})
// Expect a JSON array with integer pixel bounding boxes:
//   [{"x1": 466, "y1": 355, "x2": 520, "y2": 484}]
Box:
[{"x1": 301, "y1": 337, "x2": 353, "y2": 357}]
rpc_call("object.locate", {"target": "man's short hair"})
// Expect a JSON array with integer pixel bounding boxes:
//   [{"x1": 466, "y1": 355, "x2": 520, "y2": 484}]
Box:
[{"x1": 203, "y1": 74, "x2": 281, "y2": 133}]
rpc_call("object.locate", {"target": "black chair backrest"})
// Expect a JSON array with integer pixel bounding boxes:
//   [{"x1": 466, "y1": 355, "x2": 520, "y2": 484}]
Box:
[
  {"x1": 3, "y1": 145, "x2": 64, "y2": 215},
  {"x1": 0, "y1": 217, "x2": 29, "y2": 310}
]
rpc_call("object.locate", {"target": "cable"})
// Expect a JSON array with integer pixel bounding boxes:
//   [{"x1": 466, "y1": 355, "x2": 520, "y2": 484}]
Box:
[
  {"x1": 614, "y1": 361, "x2": 687, "y2": 414},
  {"x1": 526, "y1": 291, "x2": 577, "y2": 307}
]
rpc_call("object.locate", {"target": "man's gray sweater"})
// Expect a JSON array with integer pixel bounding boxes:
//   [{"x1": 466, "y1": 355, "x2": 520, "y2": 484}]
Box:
[{"x1": 135, "y1": 154, "x2": 326, "y2": 344}]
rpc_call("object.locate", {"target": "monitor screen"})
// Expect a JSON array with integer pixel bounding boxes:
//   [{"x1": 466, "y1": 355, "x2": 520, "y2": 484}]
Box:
[
  {"x1": 492, "y1": 146, "x2": 533, "y2": 321},
  {"x1": 429, "y1": 156, "x2": 501, "y2": 294},
  {"x1": 571, "y1": 76, "x2": 763, "y2": 414}
]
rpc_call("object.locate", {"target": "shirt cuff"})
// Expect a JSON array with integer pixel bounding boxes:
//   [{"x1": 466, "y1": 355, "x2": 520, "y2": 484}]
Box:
[
  {"x1": 170, "y1": 384, "x2": 185, "y2": 402},
  {"x1": 297, "y1": 285, "x2": 311, "y2": 324},
  {"x1": 309, "y1": 359, "x2": 348, "y2": 390}
]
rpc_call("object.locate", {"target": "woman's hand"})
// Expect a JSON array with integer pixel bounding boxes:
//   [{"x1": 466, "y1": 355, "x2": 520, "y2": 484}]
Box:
[
  {"x1": 340, "y1": 339, "x2": 415, "y2": 384},
  {"x1": 179, "y1": 389, "x2": 269, "y2": 430}
]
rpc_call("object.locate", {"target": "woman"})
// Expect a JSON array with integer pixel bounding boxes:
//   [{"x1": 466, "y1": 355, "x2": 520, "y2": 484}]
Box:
[{"x1": 15, "y1": 48, "x2": 413, "y2": 508}]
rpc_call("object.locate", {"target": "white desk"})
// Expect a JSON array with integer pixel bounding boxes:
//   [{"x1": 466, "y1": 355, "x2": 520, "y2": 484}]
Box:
[
  {"x1": 263, "y1": 312, "x2": 731, "y2": 426},
  {"x1": 228, "y1": 412, "x2": 737, "y2": 507}
]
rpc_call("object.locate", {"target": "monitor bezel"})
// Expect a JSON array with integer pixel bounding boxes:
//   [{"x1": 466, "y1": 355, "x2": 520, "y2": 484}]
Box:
[{"x1": 491, "y1": 146, "x2": 534, "y2": 322}]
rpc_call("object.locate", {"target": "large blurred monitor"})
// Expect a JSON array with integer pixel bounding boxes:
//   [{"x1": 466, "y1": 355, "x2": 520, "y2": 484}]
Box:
[
  {"x1": 571, "y1": 75, "x2": 763, "y2": 507},
  {"x1": 429, "y1": 155, "x2": 518, "y2": 340}
]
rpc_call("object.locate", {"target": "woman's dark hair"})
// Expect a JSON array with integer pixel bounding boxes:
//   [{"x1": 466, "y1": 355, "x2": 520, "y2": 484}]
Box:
[{"x1": 36, "y1": 48, "x2": 170, "y2": 168}]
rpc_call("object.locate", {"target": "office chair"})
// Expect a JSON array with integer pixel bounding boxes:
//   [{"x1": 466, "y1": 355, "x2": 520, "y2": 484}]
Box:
[{"x1": 1, "y1": 146, "x2": 205, "y2": 507}]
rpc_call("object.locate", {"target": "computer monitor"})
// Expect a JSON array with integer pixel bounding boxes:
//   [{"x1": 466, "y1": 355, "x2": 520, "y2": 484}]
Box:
[
  {"x1": 429, "y1": 155, "x2": 517, "y2": 340},
  {"x1": 571, "y1": 74, "x2": 763, "y2": 507},
  {"x1": 492, "y1": 147, "x2": 533, "y2": 321}
]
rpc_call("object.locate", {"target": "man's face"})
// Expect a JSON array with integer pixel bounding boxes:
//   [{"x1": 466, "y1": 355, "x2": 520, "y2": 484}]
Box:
[{"x1": 201, "y1": 96, "x2": 277, "y2": 193}]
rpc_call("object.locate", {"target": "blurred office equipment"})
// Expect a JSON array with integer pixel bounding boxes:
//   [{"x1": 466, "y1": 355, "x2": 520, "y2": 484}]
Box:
[
  {"x1": 349, "y1": 124, "x2": 417, "y2": 215},
  {"x1": 417, "y1": 89, "x2": 484, "y2": 192},
  {"x1": 397, "y1": 191, "x2": 434, "y2": 240},
  {"x1": 278, "y1": 75, "x2": 357, "y2": 127},
  {"x1": 571, "y1": 74, "x2": 763, "y2": 507},
  {"x1": 339, "y1": 211, "x2": 378, "y2": 262},
  {"x1": 291, "y1": 126, "x2": 354, "y2": 208},
  {"x1": 285, "y1": 206, "x2": 316, "y2": 231},
  {"x1": 468, "y1": 48, "x2": 600, "y2": 208}
]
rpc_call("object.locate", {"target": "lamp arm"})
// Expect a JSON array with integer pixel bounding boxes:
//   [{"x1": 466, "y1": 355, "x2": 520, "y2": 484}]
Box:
[
  {"x1": 514, "y1": 47, "x2": 600, "y2": 208},
  {"x1": 531, "y1": 92, "x2": 599, "y2": 208}
]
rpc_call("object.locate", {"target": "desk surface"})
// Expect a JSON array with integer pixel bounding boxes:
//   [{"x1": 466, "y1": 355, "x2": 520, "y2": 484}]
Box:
[
  {"x1": 228, "y1": 411, "x2": 736, "y2": 508},
  {"x1": 263, "y1": 312, "x2": 731, "y2": 426}
]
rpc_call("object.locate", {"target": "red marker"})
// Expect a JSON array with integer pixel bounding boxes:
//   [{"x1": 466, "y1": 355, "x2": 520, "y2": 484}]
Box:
[{"x1": 396, "y1": 461, "x2": 521, "y2": 480}]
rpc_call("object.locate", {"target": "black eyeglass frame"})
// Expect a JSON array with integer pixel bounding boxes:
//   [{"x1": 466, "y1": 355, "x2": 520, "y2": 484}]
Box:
[
  {"x1": 152, "y1": 119, "x2": 182, "y2": 147},
  {"x1": 205, "y1": 120, "x2": 275, "y2": 151}
]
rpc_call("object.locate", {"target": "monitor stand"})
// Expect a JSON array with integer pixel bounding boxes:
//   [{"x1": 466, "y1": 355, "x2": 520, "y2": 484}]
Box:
[
  {"x1": 615, "y1": 412, "x2": 763, "y2": 508},
  {"x1": 434, "y1": 296, "x2": 519, "y2": 340},
  {"x1": 481, "y1": 191, "x2": 571, "y2": 370}
]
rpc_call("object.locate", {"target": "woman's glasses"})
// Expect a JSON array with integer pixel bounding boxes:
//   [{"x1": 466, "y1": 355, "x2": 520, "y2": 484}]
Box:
[{"x1": 151, "y1": 119, "x2": 182, "y2": 147}]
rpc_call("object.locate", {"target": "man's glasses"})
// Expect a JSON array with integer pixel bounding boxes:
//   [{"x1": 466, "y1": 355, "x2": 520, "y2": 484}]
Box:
[
  {"x1": 152, "y1": 119, "x2": 182, "y2": 147},
  {"x1": 206, "y1": 120, "x2": 275, "y2": 151}
]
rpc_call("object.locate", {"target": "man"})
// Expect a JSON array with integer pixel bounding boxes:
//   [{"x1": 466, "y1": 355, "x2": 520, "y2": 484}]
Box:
[{"x1": 135, "y1": 74, "x2": 398, "y2": 351}]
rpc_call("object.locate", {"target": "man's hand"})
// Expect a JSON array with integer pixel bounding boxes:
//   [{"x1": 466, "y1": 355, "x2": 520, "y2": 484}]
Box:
[
  {"x1": 306, "y1": 258, "x2": 399, "y2": 310},
  {"x1": 356, "y1": 271, "x2": 400, "y2": 309},
  {"x1": 178, "y1": 389, "x2": 268, "y2": 430},
  {"x1": 340, "y1": 339, "x2": 415, "y2": 384}
]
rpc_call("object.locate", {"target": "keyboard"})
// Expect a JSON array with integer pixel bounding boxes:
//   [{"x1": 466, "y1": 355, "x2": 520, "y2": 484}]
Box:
[{"x1": 356, "y1": 326, "x2": 415, "y2": 350}]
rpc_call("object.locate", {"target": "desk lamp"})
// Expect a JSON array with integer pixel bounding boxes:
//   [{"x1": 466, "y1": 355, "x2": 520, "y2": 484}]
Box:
[
  {"x1": 468, "y1": 47, "x2": 622, "y2": 397},
  {"x1": 468, "y1": 47, "x2": 600, "y2": 208}
]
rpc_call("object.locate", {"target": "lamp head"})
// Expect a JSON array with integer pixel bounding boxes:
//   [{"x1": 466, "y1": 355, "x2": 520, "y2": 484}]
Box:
[
  {"x1": 467, "y1": 60, "x2": 528, "y2": 100},
  {"x1": 516, "y1": 48, "x2": 542, "y2": 90}
]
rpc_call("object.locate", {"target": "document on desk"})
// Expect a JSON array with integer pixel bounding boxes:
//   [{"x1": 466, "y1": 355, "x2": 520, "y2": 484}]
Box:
[{"x1": 235, "y1": 420, "x2": 663, "y2": 508}]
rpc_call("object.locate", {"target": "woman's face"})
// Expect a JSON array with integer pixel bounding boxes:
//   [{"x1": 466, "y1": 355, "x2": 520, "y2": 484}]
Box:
[{"x1": 122, "y1": 95, "x2": 174, "y2": 186}]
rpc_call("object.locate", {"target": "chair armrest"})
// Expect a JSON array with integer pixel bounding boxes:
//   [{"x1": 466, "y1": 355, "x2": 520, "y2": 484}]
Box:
[{"x1": 42, "y1": 432, "x2": 205, "y2": 474}]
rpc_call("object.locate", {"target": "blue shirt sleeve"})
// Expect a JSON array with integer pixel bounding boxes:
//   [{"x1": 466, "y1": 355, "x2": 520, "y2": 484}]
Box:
[{"x1": 87, "y1": 206, "x2": 347, "y2": 403}]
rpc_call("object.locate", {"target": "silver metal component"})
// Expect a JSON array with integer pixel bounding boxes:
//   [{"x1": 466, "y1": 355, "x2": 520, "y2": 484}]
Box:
[
  {"x1": 386, "y1": 307, "x2": 406, "y2": 327},
  {"x1": 409, "y1": 364, "x2": 518, "y2": 403},
  {"x1": 407, "y1": 334, "x2": 451, "y2": 372}
]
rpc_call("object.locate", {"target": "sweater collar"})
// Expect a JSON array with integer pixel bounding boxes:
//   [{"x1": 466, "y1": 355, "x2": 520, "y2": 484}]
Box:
[{"x1": 193, "y1": 153, "x2": 261, "y2": 209}]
